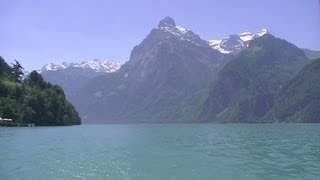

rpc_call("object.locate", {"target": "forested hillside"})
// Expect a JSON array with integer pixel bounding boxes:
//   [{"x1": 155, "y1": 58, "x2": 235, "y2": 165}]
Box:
[
  {"x1": 264, "y1": 58, "x2": 320, "y2": 122},
  {"x1": 0, "y1": 57, "x2": 81, "y2": 126},
  {"x1": 201, "y1": 34, "x2": 309, "y2": 122}
]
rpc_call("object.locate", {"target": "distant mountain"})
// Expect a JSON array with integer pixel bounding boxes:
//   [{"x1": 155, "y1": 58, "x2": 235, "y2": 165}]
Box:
[
  {"x1": 302, "y1": 49, "x2": 320, "y2": 60},
  {"x1": 37, "y1": 17, "x2": 318, "y2": 124},
  {"x1": 74, "y1": 17, "x2": 226, "y2": 123},
  {"x1": 264, "y1": 59, "x2": 320, "y2": 123},
  {"x1": 41, "y1": 59, "x2": 121, "y2": 101},
  {"x1": 201, "y1": 34, "x2": 309, "y2": 123},
  {"x1": 208, "y1": 29, "x2": 269, "y2": 55},
  {"x1": 41, "y1": 59, "x2": 121, "y2": 73},
  {"x1": 207, "y1": 30, "x2": 320, "y2": 60}
]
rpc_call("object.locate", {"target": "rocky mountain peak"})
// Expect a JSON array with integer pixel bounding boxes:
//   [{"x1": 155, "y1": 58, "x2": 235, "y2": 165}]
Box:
[
  {"x1": 158, "y1": 17, "x2": 176, "y2": 28},
  {"x1": 152, "y1": 17, "x2": 209, "y2": 48}
]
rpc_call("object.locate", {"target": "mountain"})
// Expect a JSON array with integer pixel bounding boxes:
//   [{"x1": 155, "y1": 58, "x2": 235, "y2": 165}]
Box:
[
  {"x1": 37, "y1": 17, "x2": 317, "y2": 124},
  {"x1": 208, "y1": 29, "x2": 269, "y2": 55},
  {"x1": 41, "y1": 59, "x2": 121, "y2": 73},
  {"x1": 40, "y1": 27, "x2": 271, "y2": 110},
  {"x1": 74, "y1": 17, "x2": 227, "y2": 123},
  {"x1": 302, "y1": 49, "x2": 320, "y2": 60},
  {"x1": 0, "y1": 57, "x2": 11, "y2": 77},
  {"x1": 41, "y1": 59, "x2": 121, "y2": 101},
  {"x1": 0, "y1": 57, "x2": 81, "y2": 126},
  {"x1": 208, "y1": 30, "x2": 320, "y2": 60},
  {"x1": 201, "y1": 34, "x2": 309, "y2": 123},
  {"x1": 263, "y1": 59, "x2": 320, "y2": 122}
]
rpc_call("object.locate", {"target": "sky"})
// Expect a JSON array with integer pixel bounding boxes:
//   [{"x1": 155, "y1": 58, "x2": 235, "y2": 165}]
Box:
[{"x1": 1, "y1": 0, "x2": 320, "y2": 71}]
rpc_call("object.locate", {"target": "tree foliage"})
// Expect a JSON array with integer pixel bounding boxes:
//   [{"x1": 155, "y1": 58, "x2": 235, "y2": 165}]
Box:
[
  {"x1": 0, "y1": 57, "x2": 81, "y2": 126},
  {"x1": 264, "y1": 58, "x2": 320, "y2": 122},
  {"x1": 11, "y1": 60, "x2": 24, "y2": 82},
  {"x1": 201, "y1": 35, "x2": 309, "y2": 123}
]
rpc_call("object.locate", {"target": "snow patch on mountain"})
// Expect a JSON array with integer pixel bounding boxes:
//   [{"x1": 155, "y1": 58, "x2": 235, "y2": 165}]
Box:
[
  {"x1": 209, "y1": 29, "x2": 269, "y2": 54},
  {"x1": 238, "y1": 31, "x2": 256, "y2": 42},
  {"x1": 208, "y1": 40, "x2": 232, "y2": 54},
  {"x1": 157, "y1": 17, "x2": 269, "y2": 55},
  {"x1": 41, "y1": 59, "x2": 121, "y2": 73},
  {"x1": 256, "y1": 28, "x2": 268, "y2": 37},
  {"x1": 157, "y1": 18, "x2": 205, "y2": 47},
  {"x1": 158, "y1": 25, "x2": 194, "y2": 38},
  {"x1": 175, "y1": 26, "x2": 188, "y2": 34}
]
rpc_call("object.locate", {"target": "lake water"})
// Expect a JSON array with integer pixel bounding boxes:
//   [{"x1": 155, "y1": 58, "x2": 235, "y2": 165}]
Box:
[{"x1": 0, "y1": 124, "x2": 319, "y2": 180}]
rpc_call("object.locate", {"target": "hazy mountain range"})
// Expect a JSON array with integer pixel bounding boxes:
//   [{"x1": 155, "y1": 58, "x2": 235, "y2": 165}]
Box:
[
  {"x1": 40, "y1": 17, "x2": 320, "y2": 123},
  {"x1": 41, "y1": 59, "x2": 121, "y2": 73},
  {"x1": 41, "y1": 60, "x2": 121, "y2": 101}
]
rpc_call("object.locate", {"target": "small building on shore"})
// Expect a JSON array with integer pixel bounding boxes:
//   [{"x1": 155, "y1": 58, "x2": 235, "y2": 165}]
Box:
[
  {"x1": 0, "y1": 117, "x2": 35, "y2": 127},
  {"x1": 0, "y1": 117, "x2": 14, "y2": 126}
]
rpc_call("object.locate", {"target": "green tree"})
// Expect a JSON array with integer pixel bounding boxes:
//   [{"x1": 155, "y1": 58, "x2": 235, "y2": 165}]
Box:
[
  {"x1": 0, "y1": 57, "x2": 81, "y2": 126},
  {"x1": 21, "y1": 106, "x2": 36, "y2": 123},
  {"x1": 25, "y1": 71, "x2": 46, "y2": 89},
  {"x1": 2, "y1": 104, "x2": 19, "y2": 120},
  {"x1": 11, "y1": 60, "x2": 24, "y2": 82}
]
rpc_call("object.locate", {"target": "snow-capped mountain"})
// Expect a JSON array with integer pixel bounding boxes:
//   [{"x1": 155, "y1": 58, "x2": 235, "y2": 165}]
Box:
[
  {"x1": 41, "y1": 59, "x2": 121, "y2": 73},
  {"x1": 156, "y1": 17, "x2": 208, "y2": 47},
  {"x1": 151, "y1": 17, "x2": 269, "y2": 56},
  {"x1": 156, "y1": 19, "x2": 269, "y2": 55},
  {"x1": 208, "y1": 29, "x2": 269, "y2": 54},
  {"x1": 40, "y1": 59, "x2": 121, "y2": 103}
]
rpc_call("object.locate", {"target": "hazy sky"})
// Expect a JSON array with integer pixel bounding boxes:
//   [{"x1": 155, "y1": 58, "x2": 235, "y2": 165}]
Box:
[{"x1": 1, "y1": 0, "x2": 320, "y2": 71}]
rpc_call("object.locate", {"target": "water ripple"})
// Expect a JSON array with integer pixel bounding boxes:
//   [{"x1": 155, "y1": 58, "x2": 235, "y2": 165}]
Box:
[{"x1": 0, "y1": 124, "x2": 319, "y2": 179}]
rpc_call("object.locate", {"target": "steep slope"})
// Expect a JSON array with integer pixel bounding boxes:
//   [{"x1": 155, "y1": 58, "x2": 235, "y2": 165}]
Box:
[
  {"x1": 201, "y1": 34, "x2": 309, "y2": 123},
  {"x1": 41, "y1": 59, "x2": 121, "y2": 101},
  {"x1": 75, "y1": 17, "x2": 226, "y2": 123},
  {"x1": 0, "y1": 57, "x2": 11, "y2": 77},
  {"x1": 302, "y1": 49, "x2": 320, "y2": 60},
  {"x1": 263, "y1": 59, "x2": 320, "y2": 122}
]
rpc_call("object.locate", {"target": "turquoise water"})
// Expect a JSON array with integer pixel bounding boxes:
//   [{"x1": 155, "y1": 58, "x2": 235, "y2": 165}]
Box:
[{"x1": 0, "y1": 124, "x2": 319, "y2": 180}]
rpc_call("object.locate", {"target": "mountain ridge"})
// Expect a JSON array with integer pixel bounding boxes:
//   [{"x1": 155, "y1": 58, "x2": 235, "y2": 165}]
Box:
[
  {"x1": 263, "y1": 58, "x2": 320, "y2": 123},
  {"x1": 73, "y1": 17, "x2": 225, "y2": 123},
  {"x1": 36, "y1": 17, "x2": 319, "y2": 124},
  {"x1": 41, "y1": 59, "x2": 121, "y2": 73},
  {"x1": 201, "y1": 34, "x2": 309, "y2": 123},
  {"x1": 208, "y1": 29, "x2": 269, "y2": 54}
]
